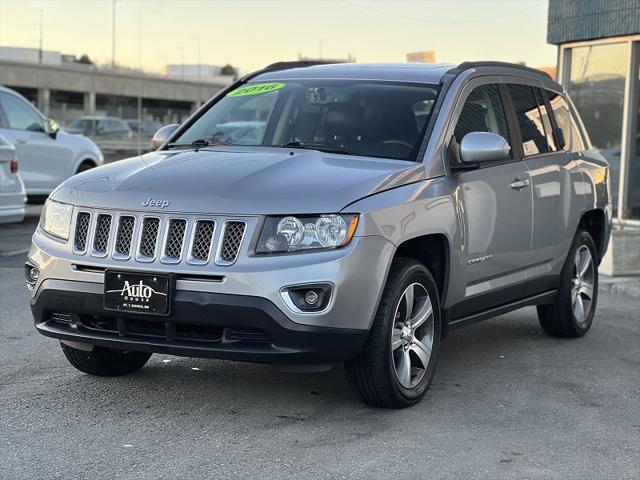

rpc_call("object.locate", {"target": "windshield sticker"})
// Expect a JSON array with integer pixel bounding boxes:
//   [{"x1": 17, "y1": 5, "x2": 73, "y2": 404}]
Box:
[{"x1": 228, "y1": 82, "x2": 285, "y2": 97}]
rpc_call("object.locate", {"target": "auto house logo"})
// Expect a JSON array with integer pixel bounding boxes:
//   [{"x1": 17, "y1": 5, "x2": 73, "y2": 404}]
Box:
[{"x1": 106, "y1": 280, "x2": 166, "y2": 309}]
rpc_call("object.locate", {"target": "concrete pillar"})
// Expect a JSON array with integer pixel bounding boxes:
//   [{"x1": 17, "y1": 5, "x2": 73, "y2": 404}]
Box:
[
  {"x1": 192, "y1": 101, "x2": 201, "y2": 113},
  {"x1": 37, "y1": 88, "x2": 50, "y2": 118},
  {"x1": 83, "y1": 92, "x2": 96, "y2": 115}
]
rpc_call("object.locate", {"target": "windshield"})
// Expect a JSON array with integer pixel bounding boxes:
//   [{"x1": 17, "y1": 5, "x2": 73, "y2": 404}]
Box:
[{"x1": 173, "y1": 79, "x2": 440, "y2": 161}]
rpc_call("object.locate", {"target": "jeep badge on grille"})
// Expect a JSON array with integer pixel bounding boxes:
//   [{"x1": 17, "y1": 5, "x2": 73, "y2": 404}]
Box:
[{"x1": 142, "y1": 197, "x2": 170, "y2": 208}]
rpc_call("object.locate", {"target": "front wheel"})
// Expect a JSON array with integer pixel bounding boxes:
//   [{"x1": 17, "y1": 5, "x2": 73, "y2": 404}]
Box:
[
  {"x1": 345, "y1": 258, "x2": 441, "y2": 408},
  {"x1": 537, "y1": 229, "x2": 599, "y2": 338},
  {"x1": 61, "y1": 343, "x2": 152, "y2": 376}
]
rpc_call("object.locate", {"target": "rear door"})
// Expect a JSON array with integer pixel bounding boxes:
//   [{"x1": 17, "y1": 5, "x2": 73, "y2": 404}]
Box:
[
  {"x1": 447, "y1": 81, "x2": 534, "y2": 319},
  {"x1": 505, "y1": 83, "x2": 581, "y2": 296},
  {"x1": 0, "y1": 91, "x2": 73, "y2": 195}
]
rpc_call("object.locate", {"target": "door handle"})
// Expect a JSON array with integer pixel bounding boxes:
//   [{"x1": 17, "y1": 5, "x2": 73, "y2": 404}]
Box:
[
  {"x1": 16, "y1": 138, "x2": 27, "y2": 144},
  {"x1": 510, "y1": 177, "x2": 530, "y2": 191}
]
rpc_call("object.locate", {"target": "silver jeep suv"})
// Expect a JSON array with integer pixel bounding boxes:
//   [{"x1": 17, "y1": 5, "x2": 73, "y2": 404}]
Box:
[{"x1": 27, "y1": 61, "x2": 611, "y2": 408}]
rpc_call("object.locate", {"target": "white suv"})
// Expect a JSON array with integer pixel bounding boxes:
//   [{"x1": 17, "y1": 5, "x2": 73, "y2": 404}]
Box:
[{"x1": 0, "y1": 86, "x2": 103, "y2": 201}]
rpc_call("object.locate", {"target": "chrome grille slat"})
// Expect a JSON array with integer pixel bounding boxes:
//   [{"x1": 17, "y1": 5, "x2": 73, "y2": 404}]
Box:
[
  {"x1": 138, "y1": 217, "x2": 160, "y2": 259},
  {"x1": 92, "y1": 214, "x2": 112, "y2": 255},
  {"x1": 73, "y1": 212, "x2": 91, "y2": 253},
  {"x1": 217, "y1": 221, "x2": 246, "y2": 265},
  {"x1": 163, "y1": 219, "x2": 187, "y2": 261},
  {"x1": 189, "y1": 220, "x2": 215, "y2": 264},
  {"x1": 114, "y1": 216, "x2": 135, "y2": 258}
]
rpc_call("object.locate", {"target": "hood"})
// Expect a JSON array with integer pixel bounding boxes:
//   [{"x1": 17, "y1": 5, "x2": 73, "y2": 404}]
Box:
[{"x1": 52, "y1": 147, "x2": 425, "y2": 215}]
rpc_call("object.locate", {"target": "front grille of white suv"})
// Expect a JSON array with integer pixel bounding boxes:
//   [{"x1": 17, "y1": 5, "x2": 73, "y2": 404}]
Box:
[{"x1": 72, "y1": 210, "x2": 247, "y2": 266}]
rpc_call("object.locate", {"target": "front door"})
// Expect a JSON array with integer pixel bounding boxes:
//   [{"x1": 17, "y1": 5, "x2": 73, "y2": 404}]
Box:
[{"x1": 448, "y1": 83, "x2": 534, "y2": 319}]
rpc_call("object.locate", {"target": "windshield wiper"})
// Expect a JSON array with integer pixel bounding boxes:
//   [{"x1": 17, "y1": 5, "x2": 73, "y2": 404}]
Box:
[
  {"x1": 280, "y1": 141, "x2": 353, "y2": 155},
  {"x1": 165, "y1": 138, "x2": 232, "y2": 151}
]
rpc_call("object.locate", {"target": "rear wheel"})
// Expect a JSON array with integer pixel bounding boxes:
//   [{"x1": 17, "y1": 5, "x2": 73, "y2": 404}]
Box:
[
  {"x1": 61, "y1": 343, "x2": 152, "y2": 376},
  {"x1": 537, "y1": 230, "x2": 598, "y2": 338},
  {"x1": 345, "y1": 258, "x2": 441, "y2": 408},
  {"x1": 76, "y1": 161, "x2": 95, "y2": 174}
]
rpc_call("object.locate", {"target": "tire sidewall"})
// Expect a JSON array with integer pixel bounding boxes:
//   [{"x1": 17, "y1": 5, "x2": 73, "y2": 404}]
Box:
[
  {"x1": 561, "y1": 231, "x2": 599, "y2": 335},
  {"x1": 382, "y1": 263, "x2": 442, "y2": 402}
]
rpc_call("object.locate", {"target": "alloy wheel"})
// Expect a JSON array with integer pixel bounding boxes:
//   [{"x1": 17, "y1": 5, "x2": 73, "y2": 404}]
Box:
[
  {"x1": 391, "y1": 283, "x2": 435, "y2": 389},
  {"x1": 571, "y1": 245, "x2": 595, "y2": 326}
]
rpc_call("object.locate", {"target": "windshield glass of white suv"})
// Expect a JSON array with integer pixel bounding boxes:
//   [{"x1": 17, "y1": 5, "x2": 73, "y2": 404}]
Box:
[{"x1": 173, "y1": 80, "x2": 440, "y2": 161}]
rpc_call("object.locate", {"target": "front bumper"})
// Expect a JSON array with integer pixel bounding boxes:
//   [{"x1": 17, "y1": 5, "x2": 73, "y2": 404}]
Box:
[
  {"x1": 28, "y1": 231, "x2": 396, "y2": 363},
  {"x1": 31, "y1": 280, "x2": 368, "y2": 363}
]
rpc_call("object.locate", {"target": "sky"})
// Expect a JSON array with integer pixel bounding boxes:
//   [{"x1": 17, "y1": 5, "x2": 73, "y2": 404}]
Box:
[{"x1": 0, "y1": 0, "x2": 556, "y2": 75}]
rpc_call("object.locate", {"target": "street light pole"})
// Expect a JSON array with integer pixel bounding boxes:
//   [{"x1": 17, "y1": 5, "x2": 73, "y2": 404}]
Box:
[
  {"x1": 193, "y1": 36, "x2": 202, "y2": 78},
  {"x1": 111, "y1": 0, "x2": 116, "y2": 69},
  {"x1": 177, "y1": 47, "x2": 185, "y2": 79},
  {"x1": 37, "y1": 9, "x2": 43, "y2": 64}
]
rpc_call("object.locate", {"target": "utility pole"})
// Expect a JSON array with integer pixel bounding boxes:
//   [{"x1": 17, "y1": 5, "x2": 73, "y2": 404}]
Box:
[
  {"x1": 193, "y1": 36, "x2": 202, "y2": 78},
  {"x1": 111, "y1": 0, "x2": 116, "y2": 69},
  {"x1": 37, "y1": 9, "x2": 43, "y2": 64},
  {"x1": 176, "y1": 47, "x2": 185, "y2": 79},
  {"x1": 318, "y1": 39, "x2": 326, "y2": 60}
]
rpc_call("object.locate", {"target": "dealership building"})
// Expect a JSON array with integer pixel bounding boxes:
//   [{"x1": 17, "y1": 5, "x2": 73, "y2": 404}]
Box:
[{"x1": 548, "y1": 0, "x2": 640, "y2": 274}]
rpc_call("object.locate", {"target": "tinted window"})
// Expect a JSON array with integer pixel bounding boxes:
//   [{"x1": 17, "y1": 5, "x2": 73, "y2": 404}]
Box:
[
  {"x1": 175, "y1": 79, "x2": 440, "y2": 161},
  {"x1": 546, "y1": 90, "x2": 573, "y2": 152},
  {"x1": 532, "y1": 87, "x2": 557, "y2": 151},
  {"x1": 0, "y1": 93, "x2": 44, "y2": 131},
  {"x1": 454, "y1": 84, "x2": 510, "y2": 148},
  {"x1": 507, "y1": 84, "x2": 549, "y2": 156}
]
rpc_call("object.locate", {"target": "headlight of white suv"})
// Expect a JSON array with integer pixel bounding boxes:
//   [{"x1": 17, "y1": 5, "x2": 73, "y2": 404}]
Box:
[
  {"x1": 256, "y1": 214, "x2": 359, "y2": 254},
  {"x1": 40, "y1": 199, "x2": 73, "y2": 240}
]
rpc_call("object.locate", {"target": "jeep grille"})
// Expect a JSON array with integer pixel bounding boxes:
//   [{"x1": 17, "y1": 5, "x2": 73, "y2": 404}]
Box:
[
  {"x1": 93, "y1": 214, "x2": 112, "y2": 254},
  {"x1": 71, "y1": 210, "x2": 245, "y2": 266},
  {"x1": 74, "y1": 212, "x2": 91, "y2": 252},
  {"x1": 114, "y1": 216, "x2": 135, "y2": 257},
  {"x1": 217, "y1": 221, "x2": 246, "y2": 264}
]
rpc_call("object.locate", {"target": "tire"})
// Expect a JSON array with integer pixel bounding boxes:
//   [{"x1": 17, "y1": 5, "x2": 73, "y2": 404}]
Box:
[
  {"x1": 345, "y1": 257, "x2": 441, "y2": 408},
  {"x1": 537, "y1": 229, "x2": 598, "y2": 338},
  {"x1": 76, "y1": 161, "x2": 95, "y2": 174},
  {"x1": 61, "y1": 343, "x2": 152, "y2": 376}
]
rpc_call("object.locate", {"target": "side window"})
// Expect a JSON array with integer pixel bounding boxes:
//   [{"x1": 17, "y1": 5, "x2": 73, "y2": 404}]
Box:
[
  {"x1": 507, "y1": 84, "x2": 549, "y2": 156},
  {"x1": 532, "y1": 87, "x2": 557, "y2": 151},
  {"x1": 546, "y1": 90, "x2": 573, "y2": 152},
  {"x1": 0, "y1": 92, "x2": 44, "y2": 132},
  {"x1": 453, "y1": 84, "x2": 511, "y2": 151}
]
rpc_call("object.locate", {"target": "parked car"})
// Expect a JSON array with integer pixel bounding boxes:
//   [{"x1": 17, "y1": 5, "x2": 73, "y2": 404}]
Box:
[
  {"x1": 27, "y1": 62, "x2": 611, "y2": 408},
  {"x1": 0, "y1": 86, "x2": 103, "y2": 201},
  {"x1": 0, "y1": 133, "x2": 26, "y2": 223},
  {"x1": 66, "y1": 116, "x2": 133, "y2": 141},
  {"x1": 125, "y1": 119, "x2": 162, "y2": 139}
]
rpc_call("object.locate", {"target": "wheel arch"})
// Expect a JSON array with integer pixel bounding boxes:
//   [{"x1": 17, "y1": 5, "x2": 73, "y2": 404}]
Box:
[
  {"x1": 578, "y1": 208, "x2": 607, "y2": 264},
  {"x1": 392, "y1": 233, "x2": 451, "y2": 337},
  {"x1": 75, "y1": 158, "x2": 97, "y2": 173}
]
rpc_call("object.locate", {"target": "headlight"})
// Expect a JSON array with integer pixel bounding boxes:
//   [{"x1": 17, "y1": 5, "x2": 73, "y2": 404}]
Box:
[
  {"x1": 256, "y1": 214, "x2": 359, "y2": 254},
  {"x1": 40, "y1": 199, "x2": 73, "y2": 240}
]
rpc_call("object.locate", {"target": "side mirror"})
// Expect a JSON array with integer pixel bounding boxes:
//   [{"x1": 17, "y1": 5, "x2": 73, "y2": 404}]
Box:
[
  {"x1": 151, "y1": 123, "x2": 180, "y2": 149},
  {"x1": 453, "y1": 132, "x2": 511, "y2": 172},
  {"x1": 46, "y1": 118, "x2": 59, "y2": 139}
]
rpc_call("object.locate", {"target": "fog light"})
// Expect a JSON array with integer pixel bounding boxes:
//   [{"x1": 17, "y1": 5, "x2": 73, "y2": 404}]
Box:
[
  {"x1": 304, "y1": 290, "x2": 319, "y2": 305},
  {"x1": 29, "y1": 267, "x2": 39, "y2": 282},
  {"x1": 281, "y1": 283, "x2": 333, "y2": 313},
  {"x1": 25, "y1": 263, "x2": 39, "y2": 290}
]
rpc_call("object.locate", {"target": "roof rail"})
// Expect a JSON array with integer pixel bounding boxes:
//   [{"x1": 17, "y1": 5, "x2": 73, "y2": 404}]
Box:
[
  {"x1": 455, "y1": 61, "x2": 553, "y2": 80},
  {"x1": 263, "y1": 60, "x2": 340, "y2": 72}
]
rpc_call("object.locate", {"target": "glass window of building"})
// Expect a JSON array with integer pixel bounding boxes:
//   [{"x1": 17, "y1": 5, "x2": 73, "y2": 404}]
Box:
[{"x1": 567, "y1": 42, "x2": 630, "y2": 215}]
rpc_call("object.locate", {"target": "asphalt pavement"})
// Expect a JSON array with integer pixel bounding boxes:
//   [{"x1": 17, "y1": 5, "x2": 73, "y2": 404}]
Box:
[{"x1": 1, "y1": 211, "x2": 639, "y2": 479}]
